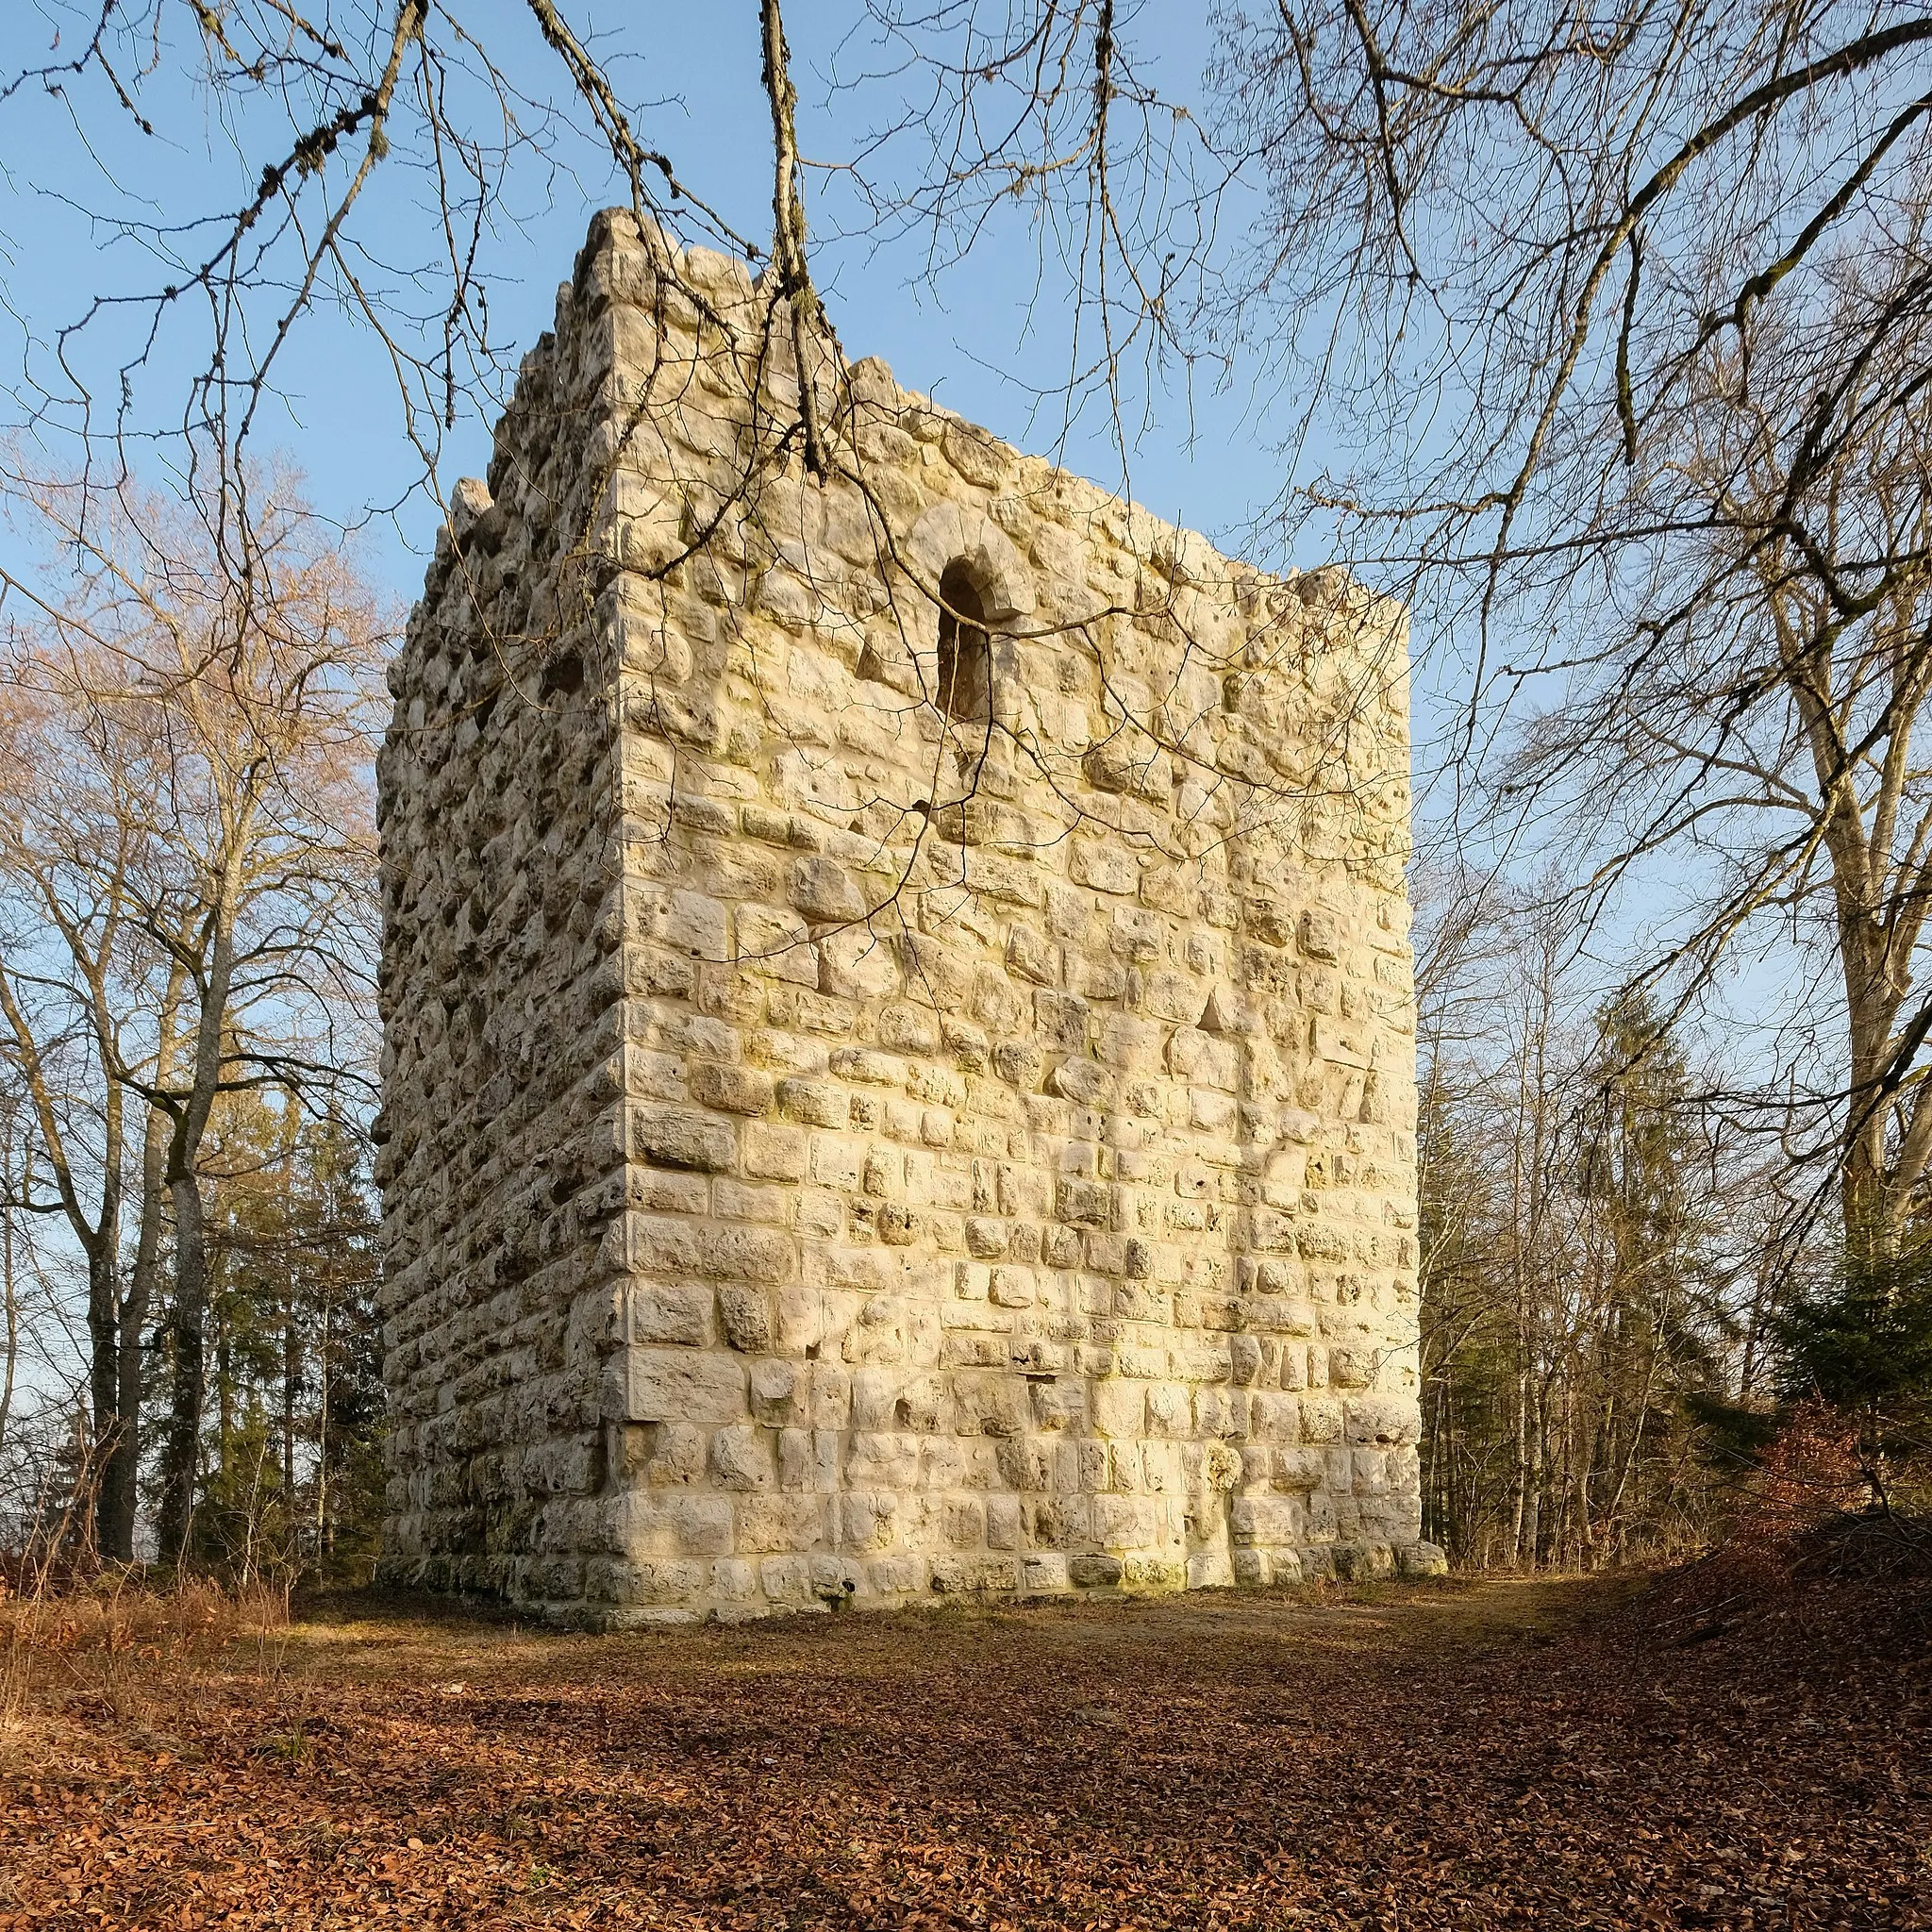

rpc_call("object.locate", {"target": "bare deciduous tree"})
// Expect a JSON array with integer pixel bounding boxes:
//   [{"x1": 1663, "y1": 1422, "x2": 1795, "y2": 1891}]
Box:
[
  {"x1": 0, "y1": 469, "x2": 385, "y2": 1559},
  {"x1": 1200, "y1": 2, "x2": 1932, "y2": 1242},
  {"x1": 1415, "y1": 874, "x2": 1749, "y2": 1566}
]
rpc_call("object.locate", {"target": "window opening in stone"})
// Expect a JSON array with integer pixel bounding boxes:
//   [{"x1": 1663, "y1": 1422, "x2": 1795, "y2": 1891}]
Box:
[
  {"x1": 936, "y1": 562, "x2": 992, "y2": 723},
  {"x1": 541, "y1": 650, "x2": 584, "y2": 699}
]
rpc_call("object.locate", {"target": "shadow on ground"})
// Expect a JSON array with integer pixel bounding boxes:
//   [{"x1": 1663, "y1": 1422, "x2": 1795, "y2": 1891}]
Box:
[{"x1": 2, "y1": 1572, "x2": 1926, "y2": 1928}]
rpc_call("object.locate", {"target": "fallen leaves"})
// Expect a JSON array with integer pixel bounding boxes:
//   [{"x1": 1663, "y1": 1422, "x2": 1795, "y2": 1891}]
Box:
[{"x1": 0, "y1": 1572, "x2": 1926, "y2": 1928}]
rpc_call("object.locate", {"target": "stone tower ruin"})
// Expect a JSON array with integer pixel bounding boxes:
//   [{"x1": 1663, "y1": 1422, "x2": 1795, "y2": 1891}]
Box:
[{"x1": 375, "y1": 210, "x2": 1436, "y2": 1624}]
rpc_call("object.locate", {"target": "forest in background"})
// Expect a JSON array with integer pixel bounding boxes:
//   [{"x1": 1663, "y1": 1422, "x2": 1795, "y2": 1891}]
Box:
[
  {"x1": 1411, "y1": 883, "x2": 1929, "y2": 1572},
  {"x1": 0, "y1": 475, "x2": 390, "y2": 1581},
  {"x1": 0, "y1": 528, "x2": 1920, "y2": 1582},
  {"x1": 1, "y1": 0, "x2": 1930, "y2": 1588}
]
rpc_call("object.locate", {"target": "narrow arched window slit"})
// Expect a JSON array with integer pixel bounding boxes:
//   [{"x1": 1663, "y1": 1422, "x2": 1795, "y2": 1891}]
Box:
[{"x1": 936, "y1": 561, "x2": 992, "y2": 724}]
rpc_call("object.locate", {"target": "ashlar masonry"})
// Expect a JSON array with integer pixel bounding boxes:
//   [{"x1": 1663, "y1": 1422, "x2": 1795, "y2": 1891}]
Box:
[{"x1": 375, "y1": 209, "x2": 1441, "y2": 1624}]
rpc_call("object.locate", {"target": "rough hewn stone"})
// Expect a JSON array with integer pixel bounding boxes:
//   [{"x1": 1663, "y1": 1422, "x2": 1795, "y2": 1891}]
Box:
[{"x1": 375, "y1": 210, "x2": 1430, "y2": 1625}]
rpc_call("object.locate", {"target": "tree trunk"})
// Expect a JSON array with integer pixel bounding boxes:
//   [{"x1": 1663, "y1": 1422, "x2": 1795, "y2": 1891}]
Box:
[
  {"x1": 315, "y1": 1298, "x2": 331, "y2": 1556},
  {"x1": 156, "y1": 1163, "x2": 208, "y2": 1566},
  {"x1": 155, "y1": 860, "x2": 244, "y2": 1569},
  {"x1": 1523, "y1": 1373, "x2": 1544, "y2": 1568},
  {"x1": 82, "y1": 1239, "x2": 119, "y2": 1555},
  {"x1": 102, "y1": 1106, "x2": 171, "y2": 1561},
  {"x1": 0, "y1": 1180, "x2": 17, "y2": 1457},
  {"x1": 1508, "y1": 1355, "x2": 1529, "y2": 1564},
  {"x1": 103, "y1": 973, "x2": 187, "y2": 1561},
  {"x1": 282, "y1": 1302, "x2": 298, "y2": 1507},
  {"x1": 1841, "y1": 1028, "x2": 1893, "y2": 1257}
]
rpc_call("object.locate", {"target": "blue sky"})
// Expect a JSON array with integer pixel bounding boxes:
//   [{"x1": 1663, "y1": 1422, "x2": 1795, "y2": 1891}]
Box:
[
  {"x1": 2, "y1": 1, "x2": 1790, "y2": 1038},
  {"x1": 0, "y1": 0, "x2": 1683, "y2": 1016},
  {"x1": 0, "y1": 4, "x2": 1286, "y2": 612}
]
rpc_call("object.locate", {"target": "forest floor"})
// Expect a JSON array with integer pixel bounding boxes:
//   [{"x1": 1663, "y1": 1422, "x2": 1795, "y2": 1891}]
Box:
[{"x1": 1, "y1": 1562, "x2": 1927, "y2": 1930}]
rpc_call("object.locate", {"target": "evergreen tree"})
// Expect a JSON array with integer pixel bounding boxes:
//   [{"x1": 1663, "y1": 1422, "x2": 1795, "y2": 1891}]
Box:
[{"x1": 150, "y1": 1094, "x2": 384, "y2": 1581}]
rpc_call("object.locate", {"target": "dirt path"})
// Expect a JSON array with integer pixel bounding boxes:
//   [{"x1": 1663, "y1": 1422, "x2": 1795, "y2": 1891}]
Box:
[{"x1": 2, "y1": 1574, "x2": 1926, "y2": 1928}]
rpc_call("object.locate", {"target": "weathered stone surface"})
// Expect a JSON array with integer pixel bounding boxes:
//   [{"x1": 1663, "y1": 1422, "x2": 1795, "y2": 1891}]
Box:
[
  {"x1": 610, "y1": 1349, "x2": 749, "y2": 1425},
  {"x1": 376, "y1": 210, "x2": 1422, "y2": 1624}
]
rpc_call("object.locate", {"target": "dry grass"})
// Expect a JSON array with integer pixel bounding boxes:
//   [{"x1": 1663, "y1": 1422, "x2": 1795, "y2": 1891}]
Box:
[{"x1": 0, "y1": 1572, "x2": 291, "y2": 1737}]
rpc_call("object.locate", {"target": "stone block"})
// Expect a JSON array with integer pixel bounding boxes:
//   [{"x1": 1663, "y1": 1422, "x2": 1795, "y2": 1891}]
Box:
[
  {"x1": 602, "y1": 1557, "x2": 708, "y2": 1607},
  {"x1": 1299, "y1": 908, "x2": 1341, "y2": 960},
  {"x1": 899, "y1": 931, "x2": 975, "y2": 1009},
  {"x1": 688, "y1": 1061, "x2": 774, "y2": 1116},
  {"x1": 1034, "y1": 990, "x2": 1091, "y2": 1053},
  {"x1": 820, "y1": 927, "x2": 901, "y2": 1000},
  {"x1": 742, "y1": 1123, "x2": 809, "y2": 1181},
  {"x1": 840, "y1": 1491, "x2": 899, "y2": 1552},
  {"x1": 955, "y1": 1376, "x2": 1024, "y2": 1437},
  {"x1": 1345, "y1": 1395, "x2": 1420, "y2": 1445},
  {"x1": 943, "y1": 1498, "x2": 985, "y2": 1547},
  {"x1": 993, "y1": 1041, "x2": 1044, "y2": 1088},
  {"x1": 775, "y1": 1284, "x2": 823, "y2": 1355},
  {"x1": 709, "y1": 1424, "x2": 773, "y2": 1490},
  {"x1": 1071, "y1": 839, "x2": 1140, "y2": 895},
  {"x1": 791, "y1": 857, "x2": 867, "y2": 923},
  {"x1": 1331, "y1": 1541, "x2": 1396, "y2": 1582},
  {"x1": 759, "y1": 1556, "x2": 819, "y2": 1605},
  {"x1": 630, "y1": 1105, "x2": 736, "y2": 1173},
  {"x1": 608, "y1": 1348, "x2": 747, "y2": 1425},
  {"x1": 1230, "y1": 1494, "x2": 1307, "y2": 1545},
  {"x1": 713, "y1": 1557, "x2": 758, "y2": 1601},
  {"x1": 727, "y1": 1491, "x2": 822, "y2": 1556},
  {"x1": 986, "y1": 1494, "x2": 1023, "y2": 1549},
  {"x1": 612, "y1": 1491, "x2": 735, "y2": 1557},
  {"x1": 1326, "y1": 1346, "x2": 1375, "y2": 1391},
  {"x1": 737, "y1": 906, "x2": 819, "y2": 984},
  {"x1": 1068, "y1": 1552, "x2": 1124, "y2": 1587},
  {"x1": 625, "y1": 1283, "x2": 710, "y2": 1348},
  {"x1": 1056, "y1": 1177, "x2": 1113, "y2": 1228},
  {"x1": 697, "y1": 1226, "x2": 792, "y2": 1282},
  {"x1": 989, "y1": 1265, "x2": 1036, "y2": 1308},
  {"x1": 718, "y1": 1284, "x2": 774, "y2": 1353},
  {"x1": 749, "y1": 1357, "x2": 802, "y2": 1424},
  {"x1": 1299, "y1": 1396, "x2": 1344, "y2": 1444},
  {"x1": 1091, "y1": 1379, "x2": 1144, "y2": 1439},
  {"x1": 1021, "y1": 1553, "x2": 1070, "y2": 1592}
]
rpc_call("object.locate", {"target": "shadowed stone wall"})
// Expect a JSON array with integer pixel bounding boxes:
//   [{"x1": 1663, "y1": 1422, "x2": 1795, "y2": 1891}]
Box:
[{"x1": 375, "y1": 210, "x2": 1437, "y2": 1624}]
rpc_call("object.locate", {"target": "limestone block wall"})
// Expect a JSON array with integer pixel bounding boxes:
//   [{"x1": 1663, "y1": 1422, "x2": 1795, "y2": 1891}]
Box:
[
  {"x1": 377, "y1": 209, "x2": 1434, "y2": 1624},
  {"x1": 375, "y1": 309, "x2": 625, "y2": 1604}
]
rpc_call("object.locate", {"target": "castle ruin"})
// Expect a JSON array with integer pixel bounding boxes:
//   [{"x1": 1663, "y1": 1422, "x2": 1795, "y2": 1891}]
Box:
[{"x1": 375, "y1": 210, "x2": 1436, "y2": 1624}]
